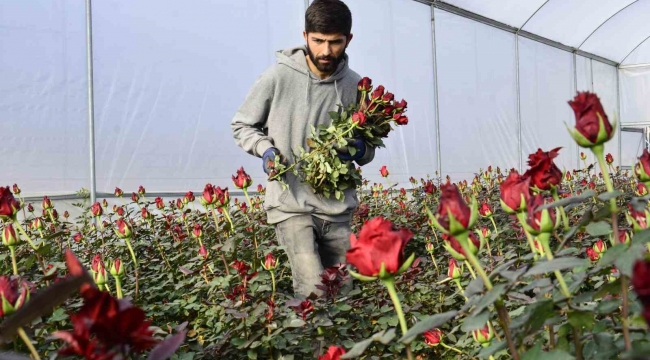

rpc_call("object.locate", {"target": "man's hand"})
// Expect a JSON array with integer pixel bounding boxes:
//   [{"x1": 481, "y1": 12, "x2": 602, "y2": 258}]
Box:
[
  {"x1": 262, "y1": 147, "x2": 281, "y2": 175},
  {"x1": 335, "y1": 137, "x2": 366, "y2": 161}
]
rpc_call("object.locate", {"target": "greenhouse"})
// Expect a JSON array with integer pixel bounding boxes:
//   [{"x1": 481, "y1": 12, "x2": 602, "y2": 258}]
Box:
[{"x1": 2, "y1": 0, "x2": 650, "y2": 359}]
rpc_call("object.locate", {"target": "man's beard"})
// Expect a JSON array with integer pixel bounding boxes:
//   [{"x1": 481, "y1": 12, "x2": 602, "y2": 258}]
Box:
[{"x1": 306, "y1": 43, "x2": 346, "y2": 75}]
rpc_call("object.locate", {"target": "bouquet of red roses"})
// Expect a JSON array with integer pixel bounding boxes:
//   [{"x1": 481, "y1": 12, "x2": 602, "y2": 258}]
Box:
[{"x1": 268, "y1": 77, "x2": 409, "y2": 201}]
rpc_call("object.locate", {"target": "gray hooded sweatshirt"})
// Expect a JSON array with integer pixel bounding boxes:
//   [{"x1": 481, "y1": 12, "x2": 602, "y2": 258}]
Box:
[{"x1": 231, "y1": 46, "x2": 375, "y2": 224}]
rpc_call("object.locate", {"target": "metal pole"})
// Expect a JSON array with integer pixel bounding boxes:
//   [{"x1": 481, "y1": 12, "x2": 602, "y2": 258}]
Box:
[
  {"x1": 515, "y1": 33, "x2": 522, "y2": 172},
  {"x1": 573, "y1": 52, "x2": 578, "y2": 169},
  {"x1": 431, "y1": 5, "x2": 442, "y2": 183},
  {"x1": 617, "y1": 67, "x2": 622, "y2": 164},
  {"x1": 85, "y1": 0, "x2": 97, "y2": 206}
]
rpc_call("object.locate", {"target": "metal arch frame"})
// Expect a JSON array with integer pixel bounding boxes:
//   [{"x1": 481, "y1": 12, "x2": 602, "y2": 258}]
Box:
[
  {"x1": 577, "y1": 0, "x2": 639, "y2": 50},
  {"x1": 620, "y1": 35, "x2": 650, "y2": 65}
]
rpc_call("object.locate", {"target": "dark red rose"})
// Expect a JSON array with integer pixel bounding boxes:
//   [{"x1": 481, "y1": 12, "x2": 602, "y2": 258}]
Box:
[
  {"x1": 435, "y1": 182, "x2": 471, "y2": 232},
  {"x1": 357, "y1": 77, "x2": 372, "y2": 92},
  {"x1": 424, "y1": 180, "x2": 436, "y2": 195},
  {"x1": 392, "y1": 112, "x2": 408, "y2": 125},
  {"x1": 155, "y1": 196, "x2": 164, "y2": 209},
  {"x1": 90, "y1": 202, "x2": 102, "y2": 217},
  {"x1": 319, "y1": 346, "x2": 346, "y2": 360},
  {"x1": 524, "y1": 147, "x2": 563, "y2": 190},
  {"x1": 0, "y1": 187, "x2": 20, "y2": 220},
  {"x1": 635, "y1": 149, "x2": 650, "y2": 182},
  {"x1": 0, "y1": 276, "x2": 30, "y2": 317},
  {"x1": 394, "y1": 99, "x2": 407, "y2": 111},
  {"x1": 352, "y1": 111, "x2": 367, "y2": 126},
  {"x1": 633, "y1": 260, "x2": 650, "y2": 304},
  {"x1": 423, "y1": 328, "x2": 442, "y2": 347},
  {"x1": 479, "y1": 202, "x2": 492, "y2": 217},
  {"x1": 232, "y1": 167, "x2": 252, "y2": 189},
  {"x1": 499, "y1": 170, "x2": 531, "y2": 213},
  {"x1": 370, "y1": 85, "x2": 385, "y2": 101},
  {"x1": 346, "y1": 217, "x2": 413, "y2": 277},
  {"x1": 525, "y1": 194, "x2": 555, "y2": 233},
  {"x1": 568, "y1": 92, "x2": 614, "y2": 146},
  {"x1": 137, "y1": 186, "x2": 146, "y2": 195}
]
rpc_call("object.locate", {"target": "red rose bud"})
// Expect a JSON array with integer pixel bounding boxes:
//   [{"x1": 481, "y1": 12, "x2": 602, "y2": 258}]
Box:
[
  {"x1": 448, "y1": 258, "x2": 462, "y2": 279},
  {"x1": 499, "y1": 170, "x2": 531, "y2": 214},
  {"x1": 201, "y1": 184, "x2": 216, "y2": 205},
  {"x1": 114, "y1": 218, "x2": 132, "y2": 239},
  {"x1": 138, "y1": 185, "x2": 146, "y2": 195},
  {"x1": 2, "y1": 224, "x2": 18, "y2": 247},
  {"x1": 380, "y1": 166, "x2": 389, "y2": 177},
  {"x1": 27, "y1": 203, "x2": 33, "y2": 212},
  {"x1": 524, "y1": 194, "x2": 558, "y2": 235},
  {"x1": 232, "y1": 167, "x2": 253, "y2": 189},
  {"x1": 394, "y1": 99, "x2": 407, "y2": 112},
  {"x1": 616, "y1": 230, "x2": 631, "y2": 245},
  {"x1": 443, "y1": 232, "x2": 482, "y2": 261},
  {"x1": 370, "y1": 85, "x2": 385, "y2": 101},
  {"x1": 351, "y1": 111, "x2": 367, "y2": 126},
  {"x1": 429, "y1": 182, "x2": 477, "y2": 236},
  {"x1": 580, "y1": 152, "x2": 587, "y2": 161},
  {"x1": 141, "y1": 207, "x2": 152, "y2": 220},
  {"x1": 479, "y1": 202, "x2": 492, "y2": 217},
  {"x1": 345, "y1": 217, "x2": 414, "y2": 280},
  {"x1": 131, "y1": 192, "x2": 139, "y2": 202},
  {"x1": 423, "y1": 329, "x2": 442, "y2": 347},
  {"x1": 176, "y1": 198, "x2": 183, "y2": 209},
  {"x1": 192, "y1": 224, "x2": 202, "y2": 238},
  {"x1": 606, "y1": 153, "x2": 614, "y2": 165},
  {"x1": 0, "y1": 187, "x2": 20, "y2": 220},
  {"x1": 381, "y1": 92, "x2": 394, "y2": 103},
  {"x1": 627, "y1": 204, "x2": 650, "y2": 231},
  {"x1": 632, "y1": 260, "x2": 650, "y2": 307},
  {"x1": 472, "y1": 322, "x2": 495, "y2": 347},
  {"x1": 568, "y1": 92, "x2": 615, "y2": 147},
  {"x1": 593, "y1": 239, "x2": 607, "y2": 255},
  {"x1": 425, "y1": 242, "x2": 434, "y2": 253},
  {"x1": 357, "y1": 77, "x2": 372, "y2": 92},
  {"x1": 214, "y1": 187, "x2": 230, "y2": 208},
  {"x1": 91, "y1": 254, "x2": 107, "y2": 287},
  {"x1": 11, "y1": 184, "x2": 20, "y2": 195},
  {"x1": 112, "y1": 204, "x2": 118, "y2": 213},
  {"x1": 0, "y1": 276, "x2": 30, "y2": 317},
  {"x1": 63, "y1": 210, "x2": 69, "y2": 219},
  {"x1": 607, "y1": 267, "x2": 619, "y2": 283},
  {"x1": 73, "y1": 233, "x2": 83, "y2": 243},
  {"x1": 114, "y1": 187, "x2": 123, "y2": 197},
  {"x1": 155, "y1": 197, "x2": 164, "y2": 209},
  {"x1": 110, "y1": 258, "x2": 124, "y2": 277},
  {"x1": 480, "y1": 227, "x2": 491, "y2": 239},
  {"x1": 184, "y1": 191, "x2": 195, "y2": 204},
  {"x1": 116, "y1": 207, "x2": 125, "y2": 217},
  {"x1": 635, "y1": 150, "x2": 650, "y2": 184},
  {"x1": 318, "y1": 345, "x2": 346, "y2": 360},
  {"x1": 392, "y1": 112, "x2": 408, "y2": 125},
  {"x1": 523, "y1": 147, "x2": 563, "y2": 191},
  {"x1": 636, "y1": 183, "x2": 649, "y2": 197},
  {"x1": 423, "y1": 180, "x2": 436, "y2": 195},
  {"x1": 257, "y1": 184, "x2": 265, "y2": 194},
  {"x1": 589, "y1": 181, "x2": 596, "y2": 190},
  {"x1": 586, "y1": 247, "x2": 600, "y2": 262},
  {"x1": 90, "y1": 202, "x2": 104, "y2": 216},
  {"x1": 199, "y1": 245, "x2": 208, "y2": 260},
  {"x1": 31, "y1": 217, "x2": 44, "y2": 231},
  {"x1": 42, "y1": 196, "x2": 53, "y2": 210},
  {"x1": 262, "y1": 253, "x2": 277, "y2": 271}
]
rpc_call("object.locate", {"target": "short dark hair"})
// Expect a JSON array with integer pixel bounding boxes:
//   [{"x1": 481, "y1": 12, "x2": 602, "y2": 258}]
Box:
[{"x1": 305, "y1": 0, "x2": 352, "y2": 36}]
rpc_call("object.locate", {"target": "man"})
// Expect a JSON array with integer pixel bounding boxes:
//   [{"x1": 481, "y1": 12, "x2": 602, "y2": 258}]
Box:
[{"x1": 231, "y1": 0, "x2": 375, "y2": 297}]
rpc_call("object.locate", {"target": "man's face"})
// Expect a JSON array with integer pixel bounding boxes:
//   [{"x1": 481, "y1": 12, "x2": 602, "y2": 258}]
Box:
[{"x1": 303, "y1": 32, "x2": 352, "y2": 75}]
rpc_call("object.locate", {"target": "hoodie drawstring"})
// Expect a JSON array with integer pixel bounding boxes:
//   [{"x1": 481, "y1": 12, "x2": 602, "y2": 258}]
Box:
[{"x1": 334, "y1": 79, "x2": 342, "y2": 107}]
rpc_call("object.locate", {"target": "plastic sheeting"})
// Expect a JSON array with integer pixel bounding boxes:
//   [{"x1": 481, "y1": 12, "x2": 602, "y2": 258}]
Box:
[
  {"x1": 434, "y1": 9, "x2": 518, "y2": 181},
  {"x1": 0, "y1": 0, "x2": 89, "y2": 195},
  {"x1": 620, "y1": 67, "x2": 650, "y2": 124}
]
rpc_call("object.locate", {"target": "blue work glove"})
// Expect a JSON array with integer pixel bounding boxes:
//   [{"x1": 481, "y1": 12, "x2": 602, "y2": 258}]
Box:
[
  {"x1": 262, "y1": 147, "x2": 281, "y2": 175},
  {"x1": 335, "y1": 137, "x2": 366, "y2": 161}
]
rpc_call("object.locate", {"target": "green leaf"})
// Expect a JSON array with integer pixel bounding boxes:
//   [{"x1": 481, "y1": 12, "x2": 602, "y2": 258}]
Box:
[
  {"x1": 524, "y1": 257, "x2": 588, "y2": 277},
  {"x1": 598, "y1": 243, "x2": 627, "y2": 266},
  {"x1": 586, "y1": 221, "x2": 612, "y2": 236},
  {"x1": 521, "y1": 342, "x2": 543, "y2": 360},
  {"x1": 340, "y1": 329, "x2": 394, "y2": 359},
  {"x1": 328, "y1": 111, "x2": 340, "y2": 121},
  {"x1": 398, "y1": 311, "x2": 458, "y2": 343},
  {"x1": 461, "y1": 310, "x2": 490, "y2": 332},
  {"x1": 478, "y1": 341, "x2": 507, "y2": 358},
  {"x1": 614, "y1": 245, "x2": 645, "y2": 277},
  {"x1": 597, "y1": 190, "x2": 624, "y2": 201},
  {"x1": 568, "y1": 311, "x2": 594, "y2": 331},
  {"x1": 631, "y1": 229, "x2": 650, "y2": 245},
  {"x1": 538, "y1": 190, "x2": 597, "y2": 210},
  {"x1": 472, "y1": 284, "x2": 508, "y2": 316}
]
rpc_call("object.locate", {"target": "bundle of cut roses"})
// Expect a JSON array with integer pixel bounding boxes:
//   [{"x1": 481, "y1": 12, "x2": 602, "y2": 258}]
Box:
[{"x1": 268, "y1": 77, "x2": 409, "y2": 200}]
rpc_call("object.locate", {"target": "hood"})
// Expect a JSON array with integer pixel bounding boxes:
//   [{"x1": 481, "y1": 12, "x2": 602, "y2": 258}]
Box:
[{"x1": 275, "y1": 46, "x2": 350, "y2": 83}]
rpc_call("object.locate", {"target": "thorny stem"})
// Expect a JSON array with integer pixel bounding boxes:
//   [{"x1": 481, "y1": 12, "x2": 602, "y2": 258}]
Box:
[
  {"x1": 464, "y1": 260, "x2": 477, "y2": 279},
  {"x1": 210, "y1": 207, "x2": 222, "y2": 244},
  {"x1": 496, "y1": 305, "x2": 520, "y2": 360},
  {"x1": 429, "y1": 253, "x2": 440, "y2": 277},
  {"x1": 382, "y1": 276, "x2": 413, "y2": 360},
  {"x1": 489, "y1": 216, "x2": 499, "y2": 235},
  {"x1": 516, "y1": 213, "x2": 539, "y2": 256},
  {"x1": 17, "y1": 327, "x2": 41, "y2": 360},
  {"x1": 551, "y1": 188, "x2": 570, "y2": 230},
  {"x1": 538, "y1": 233, "x2": 572, "y2": 299},
  {"x1": 548, "y1": 325, "x2": 555, "y2": 349},
  {"x1": 440, "y1": 341, "x2": 463, "y2": 354},
  {"x1": 593, "y1": 145, "x2": 630, "y2": 350},
  {"x1": 457, "y1": 232, "x2": 491, "y2": 290},
  {"x1": 14, "y1": 220, "x2": 37, "y2": 250},
  {"x1": 9, "y1": 246, "x2": 18, "y2": 276}
]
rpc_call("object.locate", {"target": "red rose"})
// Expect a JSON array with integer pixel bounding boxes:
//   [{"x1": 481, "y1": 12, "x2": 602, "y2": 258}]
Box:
[
  {"x1": 352, "y1": 111, "x2": 366, "y2": 126},
  {"x1": 499, "y1": 170, "x2": 531, "y2": 213},
  {"x1": 232, "y1": 167, "x2": 252, "y2": 189},
  {"x1": 370, "y1": 85, "x2": 385, "y2": 101},
  {"x1": 262, "y1": 253, "x2": 277, "y2": 271},
  {"x1": 137, "y1": 186, "x2": 146, "y2": 195},
  {"x1": 90, "y1": 202, "x2": 103, "y2": 217},
  {"x1": 0, "y1": 186, "x2": 20, "y2": 219},
  {"x1": 442, "y1": 232, "x2": 481, "y2": 260},
  {"x1": 214, "y1": 187, "x2": 230, "y2": 208},
  {"x1": 524, "y1": 147, "x2": 563, "y2": 191},
  {"x1": 392, "y1": 112, "x2": 408, "y2": 125},
  {"x1": 423, "y1": 329, "x2": 442, "y2": 347},
  {"x1": 605, "y1": 153, "x2": 614, "y2": 165},
  {"x1": 632, "y1": 260, "x2": 650, "y2": 306},
  {"x1": 357, "y1": 77, "x2": 372, "y2": 92},
  {"x1": 11, "y1": 184, "x2": 20, "y2": 195},
  {"x1": 319, "y1": 346, "x2": 346, "y2": 360},
  {"x1": 202, "y1": 184, "x2": 216, "y2": 205},
  {"x1": 0, "y1": 276, "x2": 30, "y2": 317},
  {"x1": 394, "y1": 99, "x2": 407, "y2": 111},
  {"x1": 381, "y1": 92, "x2": 394, "y2": 103},
  {"x1": 635, "y1": 149, "x2": 650, "y2": 183},
  {"x1": 435, "y1": 182, "x2": 472, "y2": 234},
  {"x1": 423, "y1": 180, "x2": 436, "y2": 195},
  {"x1": 568, "y1": 92, "x2": 614, "y2": 146},
  {"x1": 42, "y1": 196, "x2": 53, "y2": 210},
  {"x1": 525, "y1": 194, "x2": 556, "y2": 234},
  {"x1": 586, "y1": 248, "x2": 599, "y2": 262},
  {"x1": 114, "y1": 187, "x2": 123, "y2": 197},
  {"x1": 155, "y1": 197, "x2": 164, "y2": 210},
  {"x1": 346, "y1": 217, "x2": 413, "y2": 277},
  {"x1": 380, "y1": 166, "x2": 389, "y2": 177},
  {"x1": 479, "y1": 202, "x2": 492, "y2": 217},
  {"x1": 199, "y1": 245, "x2": 208, "y2": 260}
]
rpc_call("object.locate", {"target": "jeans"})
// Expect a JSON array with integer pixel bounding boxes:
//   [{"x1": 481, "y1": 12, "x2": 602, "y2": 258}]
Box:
[{"x1": 275, "y1": 214, "x2": 352, "y2": 297}]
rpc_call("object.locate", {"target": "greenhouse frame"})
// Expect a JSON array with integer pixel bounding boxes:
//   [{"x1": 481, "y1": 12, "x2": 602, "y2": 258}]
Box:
[{"x1": 3, "y1": 0, "x2": 650, "y2": 205}]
